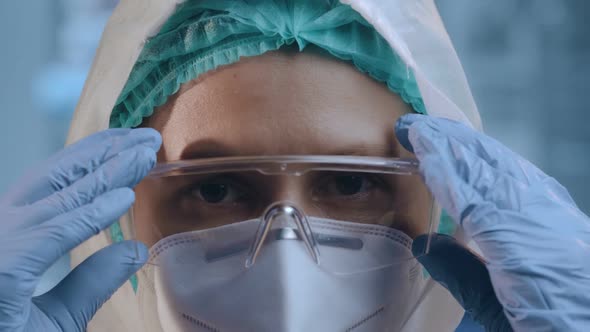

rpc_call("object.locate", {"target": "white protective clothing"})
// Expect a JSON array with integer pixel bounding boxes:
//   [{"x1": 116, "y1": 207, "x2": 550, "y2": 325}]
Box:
[{"x1": 65, "y1": 0, "x2": 482, "y2": 331}]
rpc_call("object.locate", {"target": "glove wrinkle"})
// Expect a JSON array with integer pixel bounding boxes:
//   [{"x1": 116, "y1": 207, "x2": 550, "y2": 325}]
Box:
[
  {"x1": 398, "y1": 115, "x2": 590, "y2": 331},
  {"x1": 0, "y1": 129, "x2": 159, "y2": 332},
  {"x1": 414, "y1": 233, "x2": 513, "y2": 332}
]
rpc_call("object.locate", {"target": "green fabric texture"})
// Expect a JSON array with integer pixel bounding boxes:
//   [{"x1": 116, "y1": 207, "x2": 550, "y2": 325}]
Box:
[
  {"x1": 109, "y1": 0, "x2": 426, "y2": 128},
  {"x1": 438, "y1": 209, "x2": 456, "y2": 235}
]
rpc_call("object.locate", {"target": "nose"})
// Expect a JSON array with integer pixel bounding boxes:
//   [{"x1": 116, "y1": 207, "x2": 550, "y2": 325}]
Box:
[
  {"x1": 263, "y1": 176, "x2": 330, "y2": 219},
  {"x1": 245, "y1": 201, "x2": 320, "y2": 268},
  {"x1": 265, "y1": 176, "x2": 307, "y2": 206}
]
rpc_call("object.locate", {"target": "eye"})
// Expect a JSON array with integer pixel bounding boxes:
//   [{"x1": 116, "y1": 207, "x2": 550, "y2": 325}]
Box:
[
  {"x1": 171, "y1": 174, "x2": 261, "y2": 228},
  {"x1": 188, "y1": 178, "x2": 247, "y2": 204},
  {"x1": 334, "y1": 175, "x2": 366, "y2": 195},
  {"x1": 316, "y1": 173, "x2": 381, "y2": 198},
  {"x1": 198, "y1": 183, "x2": 230, "y2": 203}
]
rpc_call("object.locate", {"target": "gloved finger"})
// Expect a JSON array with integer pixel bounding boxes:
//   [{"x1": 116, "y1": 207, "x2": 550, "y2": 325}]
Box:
[
  {"x1": 417, "y1": 153, "x2": 485, "y2": 224},
  {"x1": 28, "y1": 188, "x2": 135, "y2": 274},
  {"x1": 413, "y1": 234, "x2": 513, "y2": 332},
  {"x1": 25, "y1": 146, "x2": 156, "y2": 226},
  {"x1": 396, "y1": 114, "x2": 531, "y2": 222},
  {"x1": 408, "y1": 119, "x2": 586, "y2": 272},
  {"x1": 1, "y1": 128, "x2": 161, "y2": 207},
  {"x1": 396, "y1": 113, "x2": 518, "y2": 165},
  {"x1": 33, "y1": 240, "x2": 147, "y2": 331},
  {"x1": 422, "y1": 142, "x2": 532, "y2": 215},
  {"x1": 395, "y1": 114, "x2": 545, "y2": 184},
  {"x1": 413, "y1": 130, "x2": 555, "y2": 239}
]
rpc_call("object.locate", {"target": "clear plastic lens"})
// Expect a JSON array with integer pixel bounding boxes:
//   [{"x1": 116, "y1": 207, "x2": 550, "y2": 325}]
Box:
[{"x1": 132, "y1": 156, "x2": 436, "y2": 273}]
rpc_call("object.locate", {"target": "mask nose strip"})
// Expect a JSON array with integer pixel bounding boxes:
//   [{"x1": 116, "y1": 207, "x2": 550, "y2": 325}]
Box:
[{"x1": 245, "y1": 201, "x2": 320, "y2": 268}]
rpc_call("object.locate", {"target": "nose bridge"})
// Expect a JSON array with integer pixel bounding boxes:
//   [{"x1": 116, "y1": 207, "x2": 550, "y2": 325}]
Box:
[
  {"x1": 267, "y1": 175, "x2": 307, "y2": 206},
  {"x1": 245, "y1": 202, "x2": 320, "y2": 269},
  {"x1": 265, "y1": 175, "x2": 326, "y2": 218}
]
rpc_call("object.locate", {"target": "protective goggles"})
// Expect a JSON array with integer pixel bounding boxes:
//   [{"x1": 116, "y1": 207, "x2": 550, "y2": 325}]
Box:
[{"x1": 131, "y1": 155, "x2": 438, "y2": 274}]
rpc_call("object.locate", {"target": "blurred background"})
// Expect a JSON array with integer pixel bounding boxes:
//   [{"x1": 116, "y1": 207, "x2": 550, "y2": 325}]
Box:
[{"x1": 0, "y1": 1, "x2": 588, "y2": 331}]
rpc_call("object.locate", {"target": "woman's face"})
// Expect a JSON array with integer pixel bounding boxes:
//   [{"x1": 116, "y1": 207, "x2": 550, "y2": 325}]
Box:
[{"x1": 134, "y1": 50, "x2": 431, "y2": 246}]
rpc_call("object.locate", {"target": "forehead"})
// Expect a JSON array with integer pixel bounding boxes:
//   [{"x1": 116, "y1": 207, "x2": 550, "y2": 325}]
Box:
[{"x1": 146, "y1": 50, "x2": 413, "y2": 161}]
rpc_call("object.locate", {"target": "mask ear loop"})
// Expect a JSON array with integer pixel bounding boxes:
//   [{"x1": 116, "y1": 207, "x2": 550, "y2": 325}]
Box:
[{"x1": 245, "y1": 201, "x2": 320, "y2": 268}]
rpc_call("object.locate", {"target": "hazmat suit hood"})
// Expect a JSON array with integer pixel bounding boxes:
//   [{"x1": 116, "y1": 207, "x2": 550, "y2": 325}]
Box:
[{"x1": 66, "y1": 0, "x2": 482, "y2": 331}]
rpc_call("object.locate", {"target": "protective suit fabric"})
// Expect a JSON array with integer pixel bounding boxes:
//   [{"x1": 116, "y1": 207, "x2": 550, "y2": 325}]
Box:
[
  {"x1": 65, "y1": 0, "x2": 480, "y2": 331},
  {"x1": 111, "y1": 0, "x2": 426, "y2": 129}
]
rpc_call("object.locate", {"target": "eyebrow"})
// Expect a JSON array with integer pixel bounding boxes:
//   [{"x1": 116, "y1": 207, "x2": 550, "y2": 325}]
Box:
[
  {"x1": 180, "y1": 139, "x2": 241, "y2": 159},
  {"x1": 179, "y1": 139, "x2": 398, "y2": 160},
  {"x1": 329, "y1": 145, "x2": 396, "y2": 157}
]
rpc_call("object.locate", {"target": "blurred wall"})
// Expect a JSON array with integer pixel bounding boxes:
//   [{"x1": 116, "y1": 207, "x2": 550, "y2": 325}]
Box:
[
  {"x1": 437, "y1": 0, "x2": 590, "y2": 213},
  {"x1": 0, "y1": 0, "x2": 113, "y2": 191},
  {"x1": 0, "y1": 0, "x2": 58, "y2": 190},
  {"x1": 0, "y1": 0, "x2": 115, "y2": 296},
  {"x1": 437, "y1": 3, "x2": 589, "y2": 328}
]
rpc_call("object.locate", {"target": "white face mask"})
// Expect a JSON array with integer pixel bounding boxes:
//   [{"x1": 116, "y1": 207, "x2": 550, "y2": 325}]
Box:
[{"x1": 137, "y1": 216, "x2": 429, "y2": 332}]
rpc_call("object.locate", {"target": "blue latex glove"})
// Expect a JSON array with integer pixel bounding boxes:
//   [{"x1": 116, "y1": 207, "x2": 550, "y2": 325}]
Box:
[
  {"x1": 395, "y1": 114, "x2": 590, "y2": 331},
  {"x1": 413, "y1": 234, "x2": 512, "y2": 332},
  {"x1": 0, "y1": 128, "x2": 161, "y2": 332}
]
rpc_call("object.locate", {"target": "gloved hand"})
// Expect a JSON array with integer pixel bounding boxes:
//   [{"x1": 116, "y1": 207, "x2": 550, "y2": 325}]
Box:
[
  {"x1": 0, "y1": 128, "x2": 161, "y2": 332},
  {"x1": 413, "y1": 234, "x2": 512, "y2": 332},
  {"x1": 395, "y1": 114, "x2": 590, "y2": 332}
]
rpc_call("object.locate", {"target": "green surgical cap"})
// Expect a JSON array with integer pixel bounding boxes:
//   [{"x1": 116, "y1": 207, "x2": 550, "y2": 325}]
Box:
[{"x1": 110, "y1": 0, "x2": 426, "y2": 128}]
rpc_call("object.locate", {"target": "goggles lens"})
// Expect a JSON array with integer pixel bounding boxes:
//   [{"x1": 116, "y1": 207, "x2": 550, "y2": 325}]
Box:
[{"x1": 131, "y1": 156, "x2": 437, "y2": 273}]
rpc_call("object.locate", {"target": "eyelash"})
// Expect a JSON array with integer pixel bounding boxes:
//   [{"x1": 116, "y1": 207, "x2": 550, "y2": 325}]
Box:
[
  {"x1": 182, "y1": 175, "x2": 248, "y2": 197},
  {"x1": 179, "y1": 173, "x2": 388, "y2": 202},
  {"x1": 314, "y1": 173, "x2": 387, "y2": 196}
]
